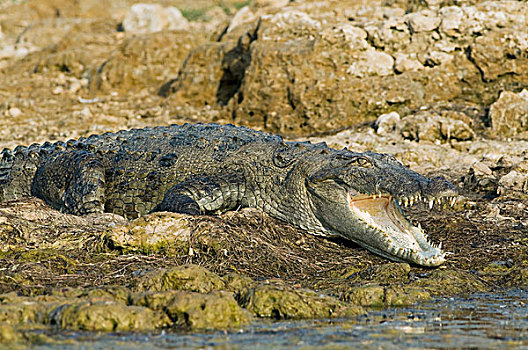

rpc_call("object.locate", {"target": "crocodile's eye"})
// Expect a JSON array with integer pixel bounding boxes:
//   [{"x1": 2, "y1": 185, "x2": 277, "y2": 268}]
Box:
[{"x1": 349, "y1": 156, "x2": 374, "y2": 168}]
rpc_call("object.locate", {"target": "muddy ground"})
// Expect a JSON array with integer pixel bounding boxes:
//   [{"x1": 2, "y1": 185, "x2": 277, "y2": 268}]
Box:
[{"x1": 0, "y1": 0, "x2": 527, "y2": 345}]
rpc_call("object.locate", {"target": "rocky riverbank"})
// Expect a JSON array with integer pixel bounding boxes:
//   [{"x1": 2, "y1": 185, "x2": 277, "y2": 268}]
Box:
[{"x1": 0, "y1": 0, "x2": 527, "y2": 346}]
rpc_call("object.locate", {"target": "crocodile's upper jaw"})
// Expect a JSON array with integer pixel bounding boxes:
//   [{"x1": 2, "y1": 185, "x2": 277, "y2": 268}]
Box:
[{"x1": 347, "y1": 192, "x2": 452, "y2": 267}]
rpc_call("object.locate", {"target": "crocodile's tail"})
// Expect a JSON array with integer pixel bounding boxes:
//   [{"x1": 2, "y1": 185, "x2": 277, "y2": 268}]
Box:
[{"x1": 0, "y1": 143, "x2": 46, "y2": 202}]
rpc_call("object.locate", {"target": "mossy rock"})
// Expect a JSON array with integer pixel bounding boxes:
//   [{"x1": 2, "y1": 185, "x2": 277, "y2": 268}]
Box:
[
  {"x1": 106, "y1": 212, "x2": 193, "y2": 255},
  {"x1": 163, "y1": 290, "x2": 252, "y2": 330},
  {"x1": 0, "y1": 301, "x2": 44, "y2": 325},
  {"x1": 223, "y1": 272, "x2": 256, "y2": 298},
  {"x1": 0, "y1": 323, "x2": 23, "y2": 343},
  {"x1": 82, "y1": 286, "x2": 131, "y2": 303},
  {"x1": 411, "y1": 269, "x2": 489, "y2": 295},
  {"x1": 504, "y1": 266, "x2": 528, "y2": 287},
  {"x1": 130, "y1": 290, "x2": 182, "y2": 310},
  {"x1": 52, "y1": 286, "x2": 131, "y2": 303},
  {"x1": 344, "y1": 285, "x2": 385, "y2": 307},
  {"x1": 49, "y1": 300, "x2": 170, "y2": 332},
  {"x1": 244, "y1": 284, "x2": 364, "y2": 319},
  {"x1": 131, "y1": 289, "x2": 251, "y2": 330},
  {"x1": 346, "y1": 263, "x2": 411, "y2": 284},
  {"x1": 136, "y1": 264, "x2": 226, "y2": 293},
  {"x1": 345, "y1": 284, "x2": 431, "y2": 307}
]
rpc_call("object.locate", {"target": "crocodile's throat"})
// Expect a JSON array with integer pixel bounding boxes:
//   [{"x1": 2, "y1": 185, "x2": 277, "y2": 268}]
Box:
[{"x1": 347, "y1": 193, "x2": 449, "y2": 266}]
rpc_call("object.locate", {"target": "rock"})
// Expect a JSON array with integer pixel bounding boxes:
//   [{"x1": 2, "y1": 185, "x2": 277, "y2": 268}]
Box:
[
  {"x1": 122, "y1": 4, "x2": 189, "y2": 34},
  {"x1": 136, "y1": 264, "x2": 226, "y2": 293},
  {"x1": 405, "y1": 10, "x2": 441, "y2": 33},
  {"x1": 7, "y1": 107, "x2": 22, "y2": 118},
  {"x1": 243, "y1": 284, "x2": 363, "y2": 319},
  {"x1": 223, "y1": 272, "x2": 256, "y2": 298},
  {"x1": 91, "y1": 30, "x2": 205, "y2": 93},
  {"x1": 489, "y1": 90, "x2": 528, "y2": 138},
  {"x1": 376, "y1": 112, "x2": 400, "y2": 135},
  {"x1": 438, "y1": 6, "x2": 464, "y2": 37},
  {"x1": 345, "y1": 285, "x2": 431, "y2": 307},
  {"x1": 394, "y1": 53, "x2": 423, "y2": 73},
  {"x1": 358, "y1": 263, "x2": 411, "y2": 283},
  {"x1": 0, "y1": 323, "x2": 21, "y2": 343},
  {"x1": 463, "y1": 160, "x2": 499, "y2": 195},
  {"x1": 505, "y1": 266, "x2": 528, "y2": 287},
  {"x1": 399, "y1": 111, "x2": 475, "y2": 143},
  {"x1": 420, "y1": 50, "x2": 453, "y2": 67},
  {"x1": 346, "y1": 48, "x2": 394, "y2": 78},
  {"x1": 49, "y1": 300, "x2": 169, "y2": 331},
  {"x1": 364, "y1": 16, "x2": 410, "y2": 52},
  {"x1": 163, "y1": 291, "x2": 251, "y2": 329},
  {"x1": 0, "y1": 300, "x2": 43, "y2": 325},
  {"x1": 411, "y1": 269, "x2": 489, "y2": 295},
  {"x1": 473, "y1": 161, "x2": 493, "y2": 176},
  {"x1": 107, "y1": 212, "x2": 193, "y2": 254},
  {"x1": 498, "y1": 171, "x2": 527, "y2": 194},
  {"x1": 468, "y1": 29, "x2": 528, "y2": 82},
  {"x1": 131, "y1": 288, "x2": 251, "y2": 329},
  {"x1": 227, "y1": 6, "x2": 256, "y2": 33}
]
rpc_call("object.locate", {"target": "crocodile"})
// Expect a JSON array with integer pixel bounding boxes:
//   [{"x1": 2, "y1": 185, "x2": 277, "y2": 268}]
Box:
[{"x1": 0, "y1": 123, "x2": 456, "y2": 266}]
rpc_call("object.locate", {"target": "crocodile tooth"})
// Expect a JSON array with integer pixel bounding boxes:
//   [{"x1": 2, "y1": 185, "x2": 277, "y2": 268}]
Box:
[
  {"x1": 450, "y1": 196, "x2": 457, "y2": 207},
  {"x1": 409, "y1": 197, "x2": 414, "y2": 206},
  {"x1": 438, "y1": 242, "x2": 442, "y2": 250},
  {"x1": 403, "y1": 197, "x2": 409, "y2": 207},
  {"x1": 428, "y1": 198, "x2": 434, "y2": 210},
  {"x1": 417, "y1": 222, "x2": 422, "y2": 231}
]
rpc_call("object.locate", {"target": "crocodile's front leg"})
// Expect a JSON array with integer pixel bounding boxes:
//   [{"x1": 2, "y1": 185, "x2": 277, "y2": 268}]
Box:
[
  {"x1": 31, "y1": 150, "x2": 105, "y2": 215},
  {"x1": 157, "y1": 172, "x2": 247, "y2": 215}
]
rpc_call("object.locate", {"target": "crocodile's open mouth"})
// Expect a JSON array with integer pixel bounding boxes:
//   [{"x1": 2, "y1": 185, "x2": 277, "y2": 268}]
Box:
[{"x1": 347, "y1": 192, "x2": 455, "y2": 266}]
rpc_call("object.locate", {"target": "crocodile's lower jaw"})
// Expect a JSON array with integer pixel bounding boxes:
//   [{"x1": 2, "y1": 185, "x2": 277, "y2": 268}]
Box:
[{"x1": 348, "y1": 193, "x2": 446, "y2": 267}]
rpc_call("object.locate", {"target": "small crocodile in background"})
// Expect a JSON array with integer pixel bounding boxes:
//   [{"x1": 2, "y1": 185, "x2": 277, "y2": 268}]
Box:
[{"x1": 0, "y1": 123, "x2": 457, "y2": 266}]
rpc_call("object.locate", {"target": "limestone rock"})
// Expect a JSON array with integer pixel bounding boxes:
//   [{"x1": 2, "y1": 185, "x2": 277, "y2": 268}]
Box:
[
  {"x1": 405, "y1": 10, "x2": 441, "y2": 33},
  {"x1": 498, "y1": 171, "x2": 528, "y2": 197},
  {"x1": 346, "y1": 48, "x2": 394, "y2": 78},
  {"x1": 439, "y1": 6, "x2": 464, "y2": 37},
  {"x1": 468, "y1": 29, "x2": 528, "y2": 82},
  {"x1": 497, "y1": 158, "x2": 528, "y2": 197},
  {"x1": 399, "y1": 111, "x2": 474, "y2": 143},
  {"x1": 394, "y1": 53, "x2": 423, "y2": 73},
  {"x1": 227, "y1": 6, "x2": 256, "y2": 33},
  {"x1": 106, "y1": 212, "x2": 193, "y2": 254},
  {"x1": 122, "y1": 4, "x2": 189, "y2": 34},
  {"x1": 489, "y1": 90, "x2": 528, "y2": 138},
  {"x1": 376, "y1": 112, "x2": 400, "y2": 135},
  {"x1": 92, "y1": 30, "x2": 205, "y2": 93}
]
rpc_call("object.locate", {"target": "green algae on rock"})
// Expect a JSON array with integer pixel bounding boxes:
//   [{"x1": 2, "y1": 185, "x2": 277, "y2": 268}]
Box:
[
  {"x1": 344, "y1": 285, "x2": 431, "y2": 307},
  {"x1": 411, "y1": 269, "x2": 489, "y2": 296},
  {"x1": 49, "y1": 300, "x2": 170, "y2": 332},
  {"x1": 131, "y1": 289, "x2": 251, "y2": 330},
  {"x1": 243, "y1": 283, "x2": 364, "y2": 319},
  {"x1": 163, "y1": 291, "x2": 252, "y2": 330},
  {"x1": 135, "y1": 264, "x2": 226, "y2": 293}
]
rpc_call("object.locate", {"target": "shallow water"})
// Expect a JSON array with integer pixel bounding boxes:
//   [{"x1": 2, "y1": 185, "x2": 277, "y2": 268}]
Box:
[{"x1": 35, "y1": 289, "x2": 528, "y2": 350}]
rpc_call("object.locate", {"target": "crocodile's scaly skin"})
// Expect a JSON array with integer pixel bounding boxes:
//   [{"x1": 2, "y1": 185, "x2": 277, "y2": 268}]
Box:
[{"x1": 0, "y1": 123, "x2": 457, "y2": 266}]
